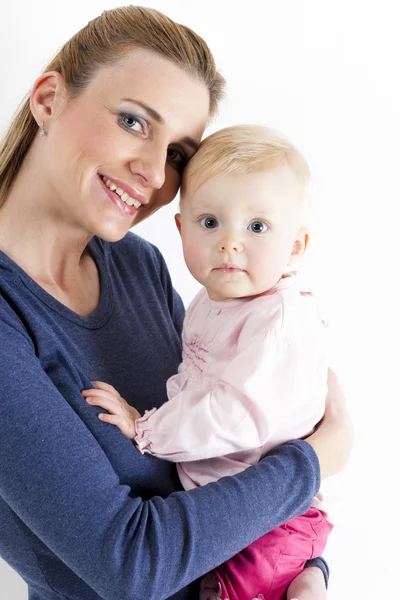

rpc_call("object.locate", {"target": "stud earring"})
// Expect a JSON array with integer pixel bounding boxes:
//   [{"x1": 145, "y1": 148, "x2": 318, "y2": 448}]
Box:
[{"x1": 39, "y1": 124, "x2": 46, "y2": 137}]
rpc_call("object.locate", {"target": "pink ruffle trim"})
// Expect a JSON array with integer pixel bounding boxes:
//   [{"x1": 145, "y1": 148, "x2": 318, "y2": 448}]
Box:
[{"x1": 134, "y1": 408, "x2": 157, "y2": 454}]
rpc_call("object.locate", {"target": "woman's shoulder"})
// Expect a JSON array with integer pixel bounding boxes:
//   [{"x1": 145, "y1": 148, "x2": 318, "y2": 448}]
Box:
[
  {"x1": 0, "y1": 251, "x2": 28, "y2": 313},
  {"x1": 0, "y1": 262, "x2": 32, "y2": 339}
]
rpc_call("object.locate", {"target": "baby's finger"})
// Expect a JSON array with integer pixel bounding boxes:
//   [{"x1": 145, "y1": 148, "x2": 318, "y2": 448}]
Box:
[
  {"x1": 97, "y1": 413, "x2": 123, "y2": 427},
  {"x1": 82, "y1": 389, "x2": 121, "y2": 404},
  {"x1": 84, "y1": 394, "x2": 122, "y2": 415},
  {"x1": 91, "y1": 381, "x2": 120, "y2": 397},
  {"x1": 97, "y1": 413, "x2": 136, "y2": 439}
]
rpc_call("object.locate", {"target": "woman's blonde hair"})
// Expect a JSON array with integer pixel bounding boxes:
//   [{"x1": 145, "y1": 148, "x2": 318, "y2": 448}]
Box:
[
  {"x1": 182, "y1": 124, "x2": 310, "y2": 194},
  {"x1": 0, "y1": 6, "x2": 225, "y2": 200}
]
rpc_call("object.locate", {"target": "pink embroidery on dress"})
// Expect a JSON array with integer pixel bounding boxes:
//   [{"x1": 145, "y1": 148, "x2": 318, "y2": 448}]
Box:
[{"x1": 183, "y1": 338, "x2": 210, "y2": 374}]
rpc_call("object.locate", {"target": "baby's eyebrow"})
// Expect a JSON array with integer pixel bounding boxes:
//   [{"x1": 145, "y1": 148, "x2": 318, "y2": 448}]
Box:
[{"x1": 189, "y1": 203, "x2": 216, "y2": 212}]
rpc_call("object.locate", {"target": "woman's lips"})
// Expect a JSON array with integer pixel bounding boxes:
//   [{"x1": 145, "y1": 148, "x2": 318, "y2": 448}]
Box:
[
  {"x1": 99, "y1": 175, "x2": 140, "y2": 216},
  {"x1": 100, "y1": 174, "x2": 147, "y2": 206}
]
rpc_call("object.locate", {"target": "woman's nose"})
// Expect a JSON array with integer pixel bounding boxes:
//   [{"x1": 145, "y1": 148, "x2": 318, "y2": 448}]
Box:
[{"x1": 128, "y1": 141, "x2": 166, "y2": 190}]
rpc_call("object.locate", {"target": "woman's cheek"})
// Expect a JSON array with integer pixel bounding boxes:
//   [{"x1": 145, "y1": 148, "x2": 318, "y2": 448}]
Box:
[{"x1": 163, "y1": 166, "x2": 181, "y2": 203}]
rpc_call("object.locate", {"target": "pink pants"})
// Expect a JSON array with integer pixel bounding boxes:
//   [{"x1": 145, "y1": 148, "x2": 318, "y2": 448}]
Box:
[{"x1": 199, "y1": 508, "x2": 333, "y2": 600}]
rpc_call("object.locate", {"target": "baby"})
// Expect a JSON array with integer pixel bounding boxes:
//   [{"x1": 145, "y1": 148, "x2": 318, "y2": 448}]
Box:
[{"x1": 83, "y1": 125, "x2": 333, "y2": 600}]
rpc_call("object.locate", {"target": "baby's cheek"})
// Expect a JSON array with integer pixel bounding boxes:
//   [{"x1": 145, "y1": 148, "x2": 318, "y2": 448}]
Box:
[
  {"x1": 183, "y1": 242, "x2": 207, "y2": 277},
  {"x1": 182, "y1": 233, "x2": 204, "y2": 279},
  {"x1": 253, "y1": 247, "x2": 287, "y2": 287}
]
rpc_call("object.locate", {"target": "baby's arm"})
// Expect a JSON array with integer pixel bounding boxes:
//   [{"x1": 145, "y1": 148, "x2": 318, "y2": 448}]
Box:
[
  {"x1": 107, "y1": 332, "x2": 327, "y2": 462},
  {"x1": 82, "y1": 381, "x2": 141, "y2": 439}
]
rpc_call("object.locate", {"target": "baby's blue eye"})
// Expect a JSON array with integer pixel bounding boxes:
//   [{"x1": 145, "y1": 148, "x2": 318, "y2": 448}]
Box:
[
  {"x1": 249, "y1": 221, "x2": 267, "y2": 233},
  {"x1": 200, "y1": 217, "x2": 218, "y2": 229}
]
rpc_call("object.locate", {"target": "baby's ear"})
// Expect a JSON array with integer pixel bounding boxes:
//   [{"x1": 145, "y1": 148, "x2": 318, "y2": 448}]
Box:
[
  {"x1": 174, "y1": 213, "x2": 182, "y2": 235},
  {"x1": 288, "y1": 228, "x2": 310, "y2": 266}
]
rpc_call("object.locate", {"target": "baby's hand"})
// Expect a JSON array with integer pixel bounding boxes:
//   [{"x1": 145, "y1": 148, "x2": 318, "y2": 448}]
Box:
[{"x1": 82, "y1": 381, "x2": 141, "y2": 440}]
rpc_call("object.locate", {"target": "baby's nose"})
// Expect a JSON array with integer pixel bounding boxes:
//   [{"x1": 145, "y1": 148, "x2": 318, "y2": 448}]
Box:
[{"x1": 218, "y1": 237, "x2": 243, "y2": 253}]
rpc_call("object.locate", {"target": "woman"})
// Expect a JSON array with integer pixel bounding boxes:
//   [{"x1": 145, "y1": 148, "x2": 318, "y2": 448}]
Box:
[{"x1": 0, "y1": 6, "x2": 352, "y2": 600}]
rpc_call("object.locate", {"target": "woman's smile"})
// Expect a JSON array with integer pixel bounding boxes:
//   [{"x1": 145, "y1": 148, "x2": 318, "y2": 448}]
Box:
[{"x1": 99, "y1": 174, "x2": 146, "y2": 215}]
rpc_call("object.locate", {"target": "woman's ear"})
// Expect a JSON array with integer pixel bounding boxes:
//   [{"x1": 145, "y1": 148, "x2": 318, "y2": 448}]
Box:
[
  {"x1": 29, "y1": 71, "x2": 66, "y2": 129},
  {"x1": 288, "y1": 228, "x2": 310, "y2": 266},
  {"x1": 174, "y1": 213, "x2": 182, "y2": 235}
]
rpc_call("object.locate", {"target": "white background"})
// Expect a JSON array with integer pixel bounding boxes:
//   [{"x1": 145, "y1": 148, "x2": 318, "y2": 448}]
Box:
[{"x1": 1, "y1": 1, "x2": 398, "y2": 598}]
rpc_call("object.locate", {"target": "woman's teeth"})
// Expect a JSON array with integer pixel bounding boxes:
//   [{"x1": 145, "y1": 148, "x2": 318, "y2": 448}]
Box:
[{"x1": 101, "y1": 176, "x2": 142, "y2": 208}]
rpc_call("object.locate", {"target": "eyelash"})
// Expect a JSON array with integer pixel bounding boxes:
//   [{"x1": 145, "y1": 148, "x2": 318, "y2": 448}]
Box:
[
  {"x1": 248, "y1": 220, "x2": 269, "y2": 233},
  {"x1": 167, "y1": 147, "x2": 188, "y2": 172},
  {"x1": 198, "y1": 217, "x2": 269, "y2": 233},
  {"x1": 118, "y1": 112, "x2": 147, "y2": 135},
  {"x1": 199, "y1": 216, "x2": 218, "y2": 229}
]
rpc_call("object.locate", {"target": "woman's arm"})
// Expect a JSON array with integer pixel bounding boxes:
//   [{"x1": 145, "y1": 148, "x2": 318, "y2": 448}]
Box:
[{"x1": 0, "y1": 317, "x2": 322, "y2": 600}]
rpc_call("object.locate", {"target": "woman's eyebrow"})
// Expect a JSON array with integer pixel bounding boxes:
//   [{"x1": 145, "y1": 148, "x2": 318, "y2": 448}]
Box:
[
  {"x1": 181, "y1": 137, "x2": 199, "y2": 152},
  {"x1": 121, "y1": 98, "x2": 164, "y2": 124}
]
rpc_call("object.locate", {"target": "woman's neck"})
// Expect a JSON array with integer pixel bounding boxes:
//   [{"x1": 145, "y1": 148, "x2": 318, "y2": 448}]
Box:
[
  {"x1": 0, "y1": 150, "x2": 92, "y2": 286},
  {"x1": 0, "y1": 151, "x2": 100, "y2": 316}
]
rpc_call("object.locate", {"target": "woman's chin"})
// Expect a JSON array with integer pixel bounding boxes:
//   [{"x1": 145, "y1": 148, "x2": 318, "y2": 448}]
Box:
[{"x1": 90, "y1": 221, "x2": 132, "y2": 243}]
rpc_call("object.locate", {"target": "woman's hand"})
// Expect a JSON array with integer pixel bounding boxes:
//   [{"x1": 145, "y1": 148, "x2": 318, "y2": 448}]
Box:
[
  {"x1": 305, "y1": 369, "x2": 354, "y2": 479},
  {"x1": 286, "y1": 566, "x2": 327, "y2": 600},
  {"x1": 82, "y1": 381, "x2": 141, "y2": 439}
]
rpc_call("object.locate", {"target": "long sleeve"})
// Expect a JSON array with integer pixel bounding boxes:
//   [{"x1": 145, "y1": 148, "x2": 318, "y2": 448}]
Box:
[
  {"x1": 135, "y1": 330, "x2": 326, "y2": 462},
  {"x1": 0, "y1": 315, "x2": 321, "y2": 600}
]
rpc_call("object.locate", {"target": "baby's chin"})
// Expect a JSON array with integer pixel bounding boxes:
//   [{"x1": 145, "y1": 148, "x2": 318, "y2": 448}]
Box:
[{"x1": 205, "y1": 286, "x2": 258, "y2": 303}]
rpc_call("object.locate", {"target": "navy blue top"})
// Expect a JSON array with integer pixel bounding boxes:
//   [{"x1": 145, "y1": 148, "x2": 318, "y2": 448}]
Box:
[{"x1": 0, "y1": 233, "x2": 326, "y2": 599}]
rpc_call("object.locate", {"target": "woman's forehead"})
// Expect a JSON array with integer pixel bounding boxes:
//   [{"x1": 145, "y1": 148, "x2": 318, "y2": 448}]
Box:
[{"x1": 86, "y1": 48, "x2": 210, "y2": 139}]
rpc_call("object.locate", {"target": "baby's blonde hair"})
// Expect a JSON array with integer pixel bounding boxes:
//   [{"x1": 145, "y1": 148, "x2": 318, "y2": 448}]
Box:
[{"x1": 182, "y1": 124, "x2": 310, "y2": 195}]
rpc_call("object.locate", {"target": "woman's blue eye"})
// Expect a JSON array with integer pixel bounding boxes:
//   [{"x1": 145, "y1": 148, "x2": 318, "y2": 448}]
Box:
[
  {"x1": 119, "y1": 113, "x2": 143, "y2": 132},
  {"x1": 249, "y1": 221, "x2": 267, "y2": 233},
  {"x1": 200, "y1": 217, "x2": 218, "y2": 229}
]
